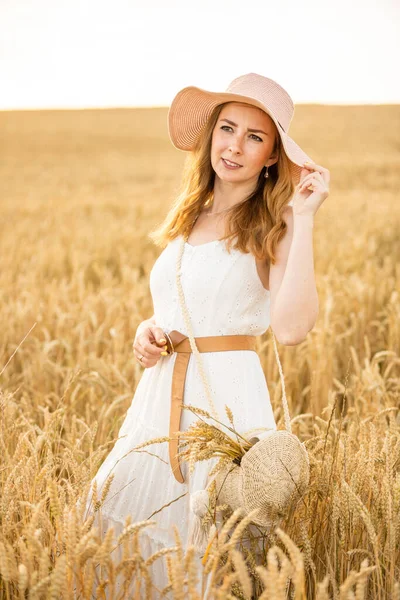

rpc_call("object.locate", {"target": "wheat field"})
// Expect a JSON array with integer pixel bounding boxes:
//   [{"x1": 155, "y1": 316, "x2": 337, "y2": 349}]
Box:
[{"x1": 0, "y1": 105, "x2": 399, "y2": 599}]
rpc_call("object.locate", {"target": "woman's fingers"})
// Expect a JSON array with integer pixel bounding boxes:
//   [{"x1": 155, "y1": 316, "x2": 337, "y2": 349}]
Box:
[
  {"x1": 132, "y1": 323, "x2": 172, "y2": 368},
  {"x1": 303, "y1": 162, "x2": 330, "y2": 185},
  {"x1": 133, "y1": 342, "x2": 161, "y2": 368},
  {"x1": 135, "y1": 338, "x2": 166, "y2": 358},
  {"x1": 151, "y1": 327, "x2": 168, "y2": 345},
  {"x1": 133, "y1": 332, "x2": 168, "y2": 363},
  {"x1": 299, "y1": 176, "x2": 321, "y2": 190},
  {"x1": 298, "y1": 171, "x2": 324, "y2": 191},
  {"x1": 143, "y1": 326, "x2": 168, "y2": 353},
  {"x1": 299, "y1": 170, "x2": 324, "y2": 184}
]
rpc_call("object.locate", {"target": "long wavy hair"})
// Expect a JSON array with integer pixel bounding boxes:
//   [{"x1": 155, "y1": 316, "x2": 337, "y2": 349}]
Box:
[{"x1": 148, "y1": 102, "x2": 295, "y2": 264}]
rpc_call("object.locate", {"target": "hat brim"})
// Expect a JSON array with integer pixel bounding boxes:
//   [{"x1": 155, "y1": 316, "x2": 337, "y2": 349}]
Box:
[{"x1": 167, "y1": 85, "x2": 313, "y2": 185}]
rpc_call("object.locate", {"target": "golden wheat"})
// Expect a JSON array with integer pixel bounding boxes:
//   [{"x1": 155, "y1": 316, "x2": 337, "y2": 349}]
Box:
[{"x1": 0, "y1": 105, "x2": 399, "y2": 598}]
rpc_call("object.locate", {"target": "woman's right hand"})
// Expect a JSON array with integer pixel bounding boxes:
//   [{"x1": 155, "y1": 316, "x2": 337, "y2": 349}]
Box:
[{"x1": 132, "y1": 319, "x2": 169, "y2": 368}]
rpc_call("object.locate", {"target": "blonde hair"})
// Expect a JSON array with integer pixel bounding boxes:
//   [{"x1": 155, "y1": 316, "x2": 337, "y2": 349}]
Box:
[{"x1": 148, "y1": 102, "x2": 295, "y2": 264}]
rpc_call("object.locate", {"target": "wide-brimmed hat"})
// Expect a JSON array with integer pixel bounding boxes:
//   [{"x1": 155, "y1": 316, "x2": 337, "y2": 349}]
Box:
[{"x1": 167, "y1": 72, "x2": 313, "y2": 185}]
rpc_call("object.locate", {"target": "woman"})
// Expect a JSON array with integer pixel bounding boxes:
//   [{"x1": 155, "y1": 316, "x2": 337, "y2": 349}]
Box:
[{"x1": 83, "y1": 72, "x2": 329, "y2": 596}]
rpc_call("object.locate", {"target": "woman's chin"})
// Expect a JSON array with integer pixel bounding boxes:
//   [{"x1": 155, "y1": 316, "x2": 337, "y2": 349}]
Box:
[{"x1": 216, "y1": 168, "x2": 245, "y2": 182}]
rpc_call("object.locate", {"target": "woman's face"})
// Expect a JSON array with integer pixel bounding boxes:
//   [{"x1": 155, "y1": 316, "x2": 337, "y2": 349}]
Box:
[{"x1": 210, "y1": 102, "x2": 278, "y2": 184}]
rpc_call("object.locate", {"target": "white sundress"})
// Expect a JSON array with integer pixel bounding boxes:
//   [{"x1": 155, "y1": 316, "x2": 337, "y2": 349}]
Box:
[{"x1": 81, "y1": 210, "x2": 292, "y2": 596}]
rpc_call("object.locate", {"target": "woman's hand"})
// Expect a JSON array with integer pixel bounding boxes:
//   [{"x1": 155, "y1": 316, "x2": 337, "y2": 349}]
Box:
[
  {"x1": 132, "y1": 320, "x2": 169, "y2": 368},
  {"x1": 292, "y1": 161, "x2": 330, "y2": 217}
]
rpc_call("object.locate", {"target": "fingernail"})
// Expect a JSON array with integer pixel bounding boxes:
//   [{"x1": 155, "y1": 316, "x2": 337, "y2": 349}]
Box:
[
  {"x1": 158, "y1": 338, "x2": 166, "y2": 344},
  {"x1": 161, "y1": 351, "x2": 168, "y2": 356}
]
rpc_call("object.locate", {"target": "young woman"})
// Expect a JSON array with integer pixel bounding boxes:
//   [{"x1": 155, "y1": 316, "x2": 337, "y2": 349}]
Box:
[{"x1": 83, "y1": 72, "x2": 329, "y2": 596}]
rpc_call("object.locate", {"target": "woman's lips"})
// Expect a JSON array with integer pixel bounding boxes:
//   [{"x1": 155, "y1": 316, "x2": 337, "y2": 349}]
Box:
[{"x1": 222, "y1": 158, "x2": 242, "y2": 169}]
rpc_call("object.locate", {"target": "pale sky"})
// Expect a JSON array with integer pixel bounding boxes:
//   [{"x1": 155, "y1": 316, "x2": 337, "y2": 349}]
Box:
[{"x1": 0, "y1": 0, "x2": 399, "y2": 110}]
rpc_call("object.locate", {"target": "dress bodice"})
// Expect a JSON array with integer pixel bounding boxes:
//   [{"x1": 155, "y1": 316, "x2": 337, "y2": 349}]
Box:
[{"x1": 149, "y1": 235, "x2": 271, "y2": 338}]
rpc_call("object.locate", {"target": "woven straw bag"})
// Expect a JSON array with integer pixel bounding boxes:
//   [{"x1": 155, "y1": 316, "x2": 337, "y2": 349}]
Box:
[{"x1": 175, "y1": 234, "x2": 310, "y2": 544}]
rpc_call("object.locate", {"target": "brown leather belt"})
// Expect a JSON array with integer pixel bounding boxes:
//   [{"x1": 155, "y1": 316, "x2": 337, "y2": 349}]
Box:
[{"x1": 165, "y1": 329, "x2": 258, "y2": 484}]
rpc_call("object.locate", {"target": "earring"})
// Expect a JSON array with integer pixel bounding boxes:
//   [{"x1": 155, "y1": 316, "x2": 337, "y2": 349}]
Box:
[{"x1": 264, "y1": 165, "x2": 269, "y2": 179}]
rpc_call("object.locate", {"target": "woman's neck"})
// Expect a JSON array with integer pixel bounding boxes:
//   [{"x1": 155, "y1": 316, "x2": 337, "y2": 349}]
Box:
[{"x1": 211, "y1": 177, "x2": 257, "y2": 212}]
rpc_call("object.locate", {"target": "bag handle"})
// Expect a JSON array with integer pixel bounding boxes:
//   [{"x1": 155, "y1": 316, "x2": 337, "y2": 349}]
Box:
[{"x1": 176, "y1": 234, "x2": 292, "y2": 433}]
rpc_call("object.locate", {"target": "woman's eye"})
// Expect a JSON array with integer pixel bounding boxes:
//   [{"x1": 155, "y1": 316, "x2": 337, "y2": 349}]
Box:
[{"x1": 220, "y1": 126, "x2": 262, "y2": 142}]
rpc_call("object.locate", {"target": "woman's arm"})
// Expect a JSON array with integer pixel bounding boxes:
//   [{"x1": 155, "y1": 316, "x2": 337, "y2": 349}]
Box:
[
  {"x1": 270, "y1": 162, "x2": 328, "y2": 345},
  {"x1": 269, "y1": 209, "x2": 319, "y2": 345}
]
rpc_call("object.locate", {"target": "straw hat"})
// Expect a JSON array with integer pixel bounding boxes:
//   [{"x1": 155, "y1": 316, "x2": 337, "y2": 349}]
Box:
[
  {"x1": 187, "y1": 429, "x2": 310, "y2": 551},
  {"x1": 167, "y1": 72, "x2": 314, "y2": 186},
  {"x1": 214, "y1": 429, "x2": 310, "y2": 527}
]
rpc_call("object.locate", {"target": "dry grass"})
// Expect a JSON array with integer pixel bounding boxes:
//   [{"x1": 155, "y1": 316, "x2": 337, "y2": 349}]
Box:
[{"x1": 0, "y1": 104, "x2": 399, "y2": 598}]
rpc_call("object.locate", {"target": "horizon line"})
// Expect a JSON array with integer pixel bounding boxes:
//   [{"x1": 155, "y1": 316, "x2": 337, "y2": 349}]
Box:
[{"x1": 0, "y1": 100, "x2": 399, "y2": 112}]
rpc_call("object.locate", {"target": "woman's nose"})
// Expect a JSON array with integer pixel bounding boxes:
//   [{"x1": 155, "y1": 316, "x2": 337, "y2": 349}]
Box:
[{"x1": 229, "y1": 137, "x2": 243, "y2": 154}]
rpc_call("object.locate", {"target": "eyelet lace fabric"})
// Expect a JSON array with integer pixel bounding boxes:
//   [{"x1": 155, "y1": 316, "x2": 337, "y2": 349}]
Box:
[{"x1": 81, "y1": 208, "x2": 294, "y2": 596}]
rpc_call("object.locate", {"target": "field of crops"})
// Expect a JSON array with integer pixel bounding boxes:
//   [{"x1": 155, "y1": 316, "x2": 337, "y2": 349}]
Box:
[{"x1": 0, "y1": 104, "x2": 399, "y2": 598}]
